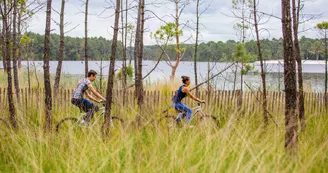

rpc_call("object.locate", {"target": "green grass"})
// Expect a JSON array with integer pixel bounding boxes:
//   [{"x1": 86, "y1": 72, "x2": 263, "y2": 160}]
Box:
[
  {"x1": 0, "y1": 103, "x2": 327, "y2": 173},
  {"x1": 0, "y1": 71, "x2": 327, "y2": 172}
]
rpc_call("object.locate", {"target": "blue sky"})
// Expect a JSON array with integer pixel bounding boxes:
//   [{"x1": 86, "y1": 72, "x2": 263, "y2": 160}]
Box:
[{"x1": 28, "y1": 0, "x2": 328, "y2": 45}]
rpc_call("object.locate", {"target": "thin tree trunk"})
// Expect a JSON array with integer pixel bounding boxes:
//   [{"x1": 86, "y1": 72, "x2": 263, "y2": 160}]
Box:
[
  {"x1": 12, "y1": 0, "x2": 20, "y2": 103},
  {"x1": 121, "y1": 0, "x2": 127, "y2": 106},
  {"x1": 292, "y1": 0, "x2": 305, "y2": 131},
  {"x1": 54, "y1": 0, "x2": 65, "y2": 97},
  {"x1": 100, "y1": 57, "x2": 103, "y2": 92},
  {"x1": 170, "y1": 0, "x2": 182, "y2": 81},
  {"x1": 134, "y1": 0, "x2": 141, "y2": 98},
  {"x1": 325, "y1": 30, "x2": 328, "y2": 110},
  {"x1": 137, "y1": 0, "x2": 144, "y2": 108},
  {"x1": 194, "y1": 0, "x2": 199, "y2": 97},
  {"x1": 1, "y1": 0, "x2": 17, "y2": 129},
  {"x1": 102, "y1": 0, "x2": 120, "y2": 136},
  {"x1": 2, "y1": 19, "x2": 6, "y2": 72},
  {"x1": 282, "y1": 0, "x2": 298, "y2": 153},
  {"x1": 17, "y1": 6, "x2": 22, "y2": 69},
  {"x1": 84, "y1": 0, "x2": 89, "y2": 78},
  {"x1": 129, "y1": 31, "x2": 133, "y2": 66},
  {"x1": 27, "y1": 58, "x2": 30, "y2": 91},
  {"x1": 43, "y1": 0, "x2": 53, "y2": 132},
  {"x1": 253, "y1": 0, "x2": 268, "y2": 125}
]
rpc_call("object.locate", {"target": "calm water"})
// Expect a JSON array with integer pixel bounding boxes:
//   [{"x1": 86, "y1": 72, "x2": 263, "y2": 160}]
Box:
[{"x1": 1, "y1": 60, "x2": 325, "y2": 92}]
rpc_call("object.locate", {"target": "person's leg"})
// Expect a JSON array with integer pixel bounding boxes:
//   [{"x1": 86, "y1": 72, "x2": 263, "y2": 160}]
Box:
[
  {"x1": 80, "y1": 99, "x2": 99, "y2": 122},
  {"x1": 175, "y1": 103, "x2": 191, "y2": 122}
]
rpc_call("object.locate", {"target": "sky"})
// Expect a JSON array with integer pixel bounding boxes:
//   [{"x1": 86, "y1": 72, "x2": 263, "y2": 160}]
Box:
[{"x1": 27, "y1": 0, "x2": 328, "y2": 45}]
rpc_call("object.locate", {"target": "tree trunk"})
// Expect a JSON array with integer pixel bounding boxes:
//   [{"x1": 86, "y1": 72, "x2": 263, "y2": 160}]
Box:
[
  {"x1": 134, "y1": 0, "x2": 141, "y2": 98},
  {"x1": 121, "y1": 0, "x2": 127, "y2": 106},
  {"x1": 17, "y1": 6, "x2": 22, "y2": 69},
  {"x1": 102, "y1": 0, "x2": 120, "y2": 136},
  {"x1": 84, "y1": 0, "x2": 89, "y2": 78},
  {"x1": 2, "y1": 20, "x2": 6, "y2": 72},
  {"x1": 137, "y1": 0, "x2": 144, "y2": 108},
  {"x1": 170, "y1": 0, "x2": 182, "y2": 81},
  {"x1": 129, "y1": 31, "x2": 133, "y2": 66},
  {"x1": 12, "y1": 0, "x2": 20, "y2": 103},
  {"x1": 194, "y1": 0, "x2": 199, "y2": 98},
  {"x1": 2, "y1": 1, "x2": 17, "y2": 129},
  {"x1": 100, "y1": 57, "x2": 103, "y2": 92},
  {"x1": 325, "y1": 30, "x2": 328, "y2": 110},
  {"x1": 54, "y1": 0, "x2": 65, "y2": 97},
  {"x1": 292, "y1": 0, "x2": 305, "y2": 131},
  {"x1": 43, "y1": 0, "x2": 53, "y2": 132},
  {"x1": 253, "y1": 0, "x2": 268, "y2": 125},
  {"x1": 282, "y1": 0, "x2": 298, "y2": 153}
]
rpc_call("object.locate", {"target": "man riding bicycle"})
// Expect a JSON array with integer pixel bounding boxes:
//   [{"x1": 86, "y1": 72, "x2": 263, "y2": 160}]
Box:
[
  {"x1": 71, "y1": 70, "x2": 106, "y2": 124},
  {"x1": 172, "y1": 76, "x2": 205, "y2": 127}
]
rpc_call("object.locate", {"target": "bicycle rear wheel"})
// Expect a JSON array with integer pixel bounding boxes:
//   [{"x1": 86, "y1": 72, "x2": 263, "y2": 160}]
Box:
[{"x1": 56, "y1": 117, "x2": 79, "y2": 133}]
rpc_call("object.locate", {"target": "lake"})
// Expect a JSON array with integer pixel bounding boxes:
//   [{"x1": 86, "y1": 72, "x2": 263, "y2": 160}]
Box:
[{"x1": 0, "y1": 60, "x2": 325, "y2": 92}]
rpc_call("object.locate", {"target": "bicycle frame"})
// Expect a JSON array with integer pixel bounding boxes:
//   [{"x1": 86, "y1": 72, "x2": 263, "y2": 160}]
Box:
[
  {"x1": 176, "y1": 104, "x2": 206, "y2": 123},
  {"x1": 76, "y1": 107, "x2": 114, "y2": 128}
]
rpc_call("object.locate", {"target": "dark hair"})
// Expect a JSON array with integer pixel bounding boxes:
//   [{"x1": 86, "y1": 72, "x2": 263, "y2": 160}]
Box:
[
  {"x1": 88, "y1": 70, "x2": 97, "y2": 77},
  {"x1": 181, "y1": 76, "x2": 190, "y2": 84}
]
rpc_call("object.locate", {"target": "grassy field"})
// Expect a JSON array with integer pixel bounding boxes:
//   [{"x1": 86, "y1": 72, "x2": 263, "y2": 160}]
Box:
[
  {"x1": 0, "y1": 99, "x2": 328, "y2": 173},
  {"x1": 0, "y1": 71, "x2": 328, "y2": 173}
]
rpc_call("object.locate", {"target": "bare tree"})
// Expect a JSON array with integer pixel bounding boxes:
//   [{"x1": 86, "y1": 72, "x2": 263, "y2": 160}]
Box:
[
  {"x1": 53, "y1": 0, "x2": 66, "y2": 97},
  {"x1": 84, "y1": 0, "x2": 89, "y2": 77},
  {"x1": 252, "y1": 0, "x2": 268, "y2": 125},
  {"x1": 102, "y1": 0, "x2": 121, "y2": 136},
  {"x1": 12, "y1": 0, "x2": 20, "y2": 103},
  {"x1": 1, "y1": 22, "x2": 6, "y2": 72},
  {"x1": 137, "y1": 0, "x2": 145, "y2": 108},
  {"x1": 134, "y1": 0, "x2": 141, "y2": 98},
  {"x1": 282, "y1": 0, "x2": 298, "y2": 153},
  {"x1": 316, "y1": 22, "x2": 328, "y2": 110},
  {"x1": 121, "y1": 0, "x2": 128, "y2": 105},
  {"x1": 0, "y1": 0, "x2": 17, "y2": 129},
  {"x1": 292, "y1": 0, "x2": 305, "y2": 131},
  {"x1": 43, "y1": 0, "x2": 53, "y2": 132}
]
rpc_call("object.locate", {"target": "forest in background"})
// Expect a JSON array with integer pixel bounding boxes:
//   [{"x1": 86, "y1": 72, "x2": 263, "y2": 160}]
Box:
[{"x1": 6, "y1": 32, "x2": 326, "y2": 62}]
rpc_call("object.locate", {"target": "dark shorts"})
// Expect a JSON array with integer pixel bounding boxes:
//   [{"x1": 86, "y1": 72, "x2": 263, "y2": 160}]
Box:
[{"x1": 71, "y1": 98, "x2": 99, "y2": 113}]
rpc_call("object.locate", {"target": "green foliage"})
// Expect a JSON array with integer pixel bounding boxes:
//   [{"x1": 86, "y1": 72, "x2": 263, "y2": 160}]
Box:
[
  {"x1": 14, "y1": 32, "x2": 328, "y2": 62},
  {"x1": 116, "y1": 64, "x2": 134, "y2": 79},
  {"x1": 316, "y1": 21, "x2": 328, "y2": 30},
  {"x1": 152, "y1": 22, "x2": 182, "y2": 42}
]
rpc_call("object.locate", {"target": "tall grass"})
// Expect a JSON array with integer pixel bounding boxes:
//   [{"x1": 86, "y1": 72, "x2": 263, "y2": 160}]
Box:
[
  {"x1": 0, "y1": 71, "x2": 327, "y2": 172},
  {"x1": 0, "y1": 98, "x2": 327, "y2": 173}
]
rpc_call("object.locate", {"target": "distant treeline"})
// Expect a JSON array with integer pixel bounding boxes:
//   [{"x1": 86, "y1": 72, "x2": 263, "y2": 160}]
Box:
[{"x1": 14, "y1": 32, "x2": 327, "y2": 62}]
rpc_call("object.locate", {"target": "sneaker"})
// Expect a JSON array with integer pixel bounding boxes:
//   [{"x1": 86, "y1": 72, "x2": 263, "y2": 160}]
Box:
[{"x1": 79, "y1": 120, "x2": 89, "y2": 127}]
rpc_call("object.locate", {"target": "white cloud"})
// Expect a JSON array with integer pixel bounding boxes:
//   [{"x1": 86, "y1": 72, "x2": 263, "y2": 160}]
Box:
[{"x1": 28, "y1": 0, "x2": 328, "y2": 45}]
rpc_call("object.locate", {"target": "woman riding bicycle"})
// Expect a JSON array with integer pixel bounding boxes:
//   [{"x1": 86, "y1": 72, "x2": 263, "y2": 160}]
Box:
[{"x1": 172, "y1": 76, "x2": 205, "y2": 127}]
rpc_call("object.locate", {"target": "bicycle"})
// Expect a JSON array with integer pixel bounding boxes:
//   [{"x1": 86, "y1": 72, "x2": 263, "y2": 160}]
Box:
[
  {"x1": 157, "y1": 103, "x2": 220, "y2": 129},
  {"x1": 56, "y1": 102, "x2": 124, "y2": 133}
]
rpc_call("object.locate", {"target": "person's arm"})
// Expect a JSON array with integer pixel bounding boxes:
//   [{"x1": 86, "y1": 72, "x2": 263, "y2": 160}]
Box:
[
  {"x1": 182, "y1": 87, "x2": 205, "y2": 103},
  {"x1": 85, "y1": 91, "x2": 100, "y2": 103},
  {"x1": 87, "y1": 84, "x2": 106, "y2": 101}
]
